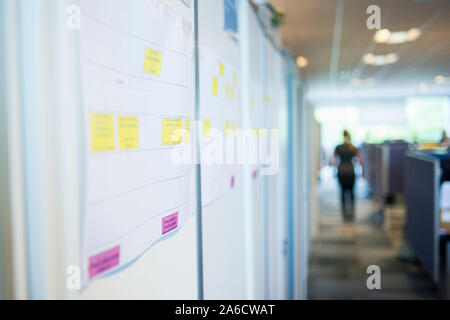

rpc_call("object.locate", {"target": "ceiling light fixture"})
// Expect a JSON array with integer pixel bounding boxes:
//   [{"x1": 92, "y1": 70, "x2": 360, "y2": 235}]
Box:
[
  {"x1": 435, "y1": 75, "x2": 450, "y2": 84},
  {"x1": 406, "y1": 28, "x2": 422, "y2": 42},
  {"x1": 351, "y1": 77, "x2": 374, "y2": 86},
  {"x1": 296, "y1": 56, "x2": 308, "y2": 68},
  {"x1": 386, "y1": 31, "x2": 409, "y2": 44},
  {"x1": 435, "y1": 75, "x2": 445, "y2": 84},
  {"x1": 373, "y1": 28, "x2": 422, "y2": 44},
  {"x1": 362, "y1": 53, "x2": 398, "y2": 66},
  {"x1": 374, "y1": 29, "x2": 391, "y2": 43},
  {"x1": 385, "y1": 53, "x2": 398, "y2": 64},
  {"x1": 362, "y1": 53, "x2": 375, "y2": 64}
]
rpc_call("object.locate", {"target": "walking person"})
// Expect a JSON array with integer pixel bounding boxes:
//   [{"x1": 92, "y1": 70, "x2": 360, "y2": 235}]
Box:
[{"x1": 333, "y1": 130, "x2": 362, "y2": 221}]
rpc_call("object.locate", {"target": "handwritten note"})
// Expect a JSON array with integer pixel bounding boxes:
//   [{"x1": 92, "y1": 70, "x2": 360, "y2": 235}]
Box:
[
  {"x1": 144, "y1": 48, "x2": 162, "y2": 75},
  {"x1": 118, "y1": 115, "x2": 139, "y2": 150},
  {"x1": 162, "y1": 118, "x2": 183, "y2": 145},
  {"x1": 212, "y1": 77, "x2": 218, "y2": 96},
  {"x1": 89, "y1": 246, "x2": 120, "y2": 279},
  {"x1": 162, "y1": 212, "x2": 179, "y2": 235},
  {"x1": 90, "y1": 113, "x2": 116, "y2": 152}
]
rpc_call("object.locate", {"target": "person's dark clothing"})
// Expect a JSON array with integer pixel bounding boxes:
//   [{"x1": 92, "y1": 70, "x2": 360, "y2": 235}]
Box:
[{"x1": 335, "y1": 143, "x2": 358, "y2": 219}]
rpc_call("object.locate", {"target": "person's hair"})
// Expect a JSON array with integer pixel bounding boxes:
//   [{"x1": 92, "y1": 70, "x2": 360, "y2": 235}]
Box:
[{"x1": 343, "y1": 130, "x2": 351, "y2": 143}]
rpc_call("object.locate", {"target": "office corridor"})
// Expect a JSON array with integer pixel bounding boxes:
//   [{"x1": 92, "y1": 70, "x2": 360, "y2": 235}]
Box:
[{"x1": 308, "y1": 170, "x2": 439, "y2": 300}]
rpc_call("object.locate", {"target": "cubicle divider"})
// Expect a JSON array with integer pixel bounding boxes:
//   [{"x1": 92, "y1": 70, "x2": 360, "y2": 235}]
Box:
[
  {"x1": 385, "y1": 142, "x2": 408, "y2": 196},
  {"x1": 361, "y1": 143, "x2": 378, "y2": 195},
  {"x1": 363, "y1": 142, "x2": 408, "y2": 203},
  {"x1": 405, "y1": 151, "x2": 440, "y2": 282},
  {"x1": 373, "y1": 145, "x2": 384, "y2": 202},
  {"x1": 1, "y1": 0, "x2": 307, "y2": 300}
]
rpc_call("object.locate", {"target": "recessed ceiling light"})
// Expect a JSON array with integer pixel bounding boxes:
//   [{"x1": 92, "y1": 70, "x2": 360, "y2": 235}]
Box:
[
  {"x1": 373, "y1": 28, "x2": 421, "y2": 44},
  {"x1": 374, "y1": 29, "x2": 391, "y2": 43},
  {"x1": 362, "y1": 53, "x2": 398, "y2": 66},
  {"x1": 296, "y1": 56, "x2": 308, "y2": 68},
  {"x1": 407, "y1": 28, "x2": 422, "y2": 42},
  {"x1": 386, "y1": 31, "x2": 409, "y2": 44},
  {"x1": 363, "y1": 53, "x2": 375, "y2": 64},
  {"x1": 435, "y1": 75, "x2": 450, "y2": 84},
  {"x1": 351, "y1": 77, "x2": 374, "y2": 86},
  {"x1": 435, "y1": 75, "x2": 445, "y2": 84},
  {"x1": 386, "y1": 53, "x2": 398, "y2": 64}
]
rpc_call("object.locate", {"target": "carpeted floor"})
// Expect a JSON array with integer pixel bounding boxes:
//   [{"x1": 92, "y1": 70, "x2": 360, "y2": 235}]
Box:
[{"x1": 308, "y1": 170, "x2": 438, "y2": 300}]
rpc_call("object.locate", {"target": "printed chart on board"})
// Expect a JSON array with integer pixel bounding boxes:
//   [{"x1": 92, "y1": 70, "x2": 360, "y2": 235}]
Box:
[
  {"x1": 199, "y1": 46, "x2": 243, "y2": 207},
  {"x1": 79, "y1": 0, "x2": 195, "y2": 285}
]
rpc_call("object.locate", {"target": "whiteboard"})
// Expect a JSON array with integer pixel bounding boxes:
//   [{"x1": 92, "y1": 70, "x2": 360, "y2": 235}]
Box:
[
  {"x1": 76, "y1": 0, "x2": 198, "y2": 298},
  {"x1": 198, "y1": 0, "x2": 247, "y2": 299},
  {"x1": 7, "y1": 0, "x2": 305, "y2": 299},
  {"x1": 243, "y1": 2, "x2": 266, "y2": 299}
]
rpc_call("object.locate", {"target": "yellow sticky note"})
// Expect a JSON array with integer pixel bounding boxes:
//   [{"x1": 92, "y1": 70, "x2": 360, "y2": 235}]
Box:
[
  {"x1": 212, "y1": 77, "x2": 218, "y2": 96},
  {"x1": 162, "y1": 118, "x2": 183, "y2": 145},
  {"x1": 225, "y1": 121, "x2": 231, "y2": 137},
  {"x1": 257, "y1": 128, "x2": 265, "y2": 137},
  {"x1": 232, "y1": 123, "x2": 237, "y2": 135},
  {"x1": 233, "y1": 72, "x2": 237, "y2": 84},
  {"x1": 143, "y1": 48, "x2": 162, "y2": 76},
  {"x1": 90, "y1": 113, "x2": 116, "y2": 152},
  {"x1": 219, "y1": 62, "x2": 224, "y2": 76},
  {"x1": 231, "y1": 88, "x2": 235, "y2": 99},
  {"x1": 266, "y1": 96, "x2": 272, "y2": 103},
  {"x1": 226, "y1": 85, "x2": 230, "y2": 98},
  {"x1": 253, "y1": 128, "x2": 260, "y2": 138},
  {"x1": 185, "y1": 118, "x2": 191, "y2": 144},
  {"x1": 203, "y1": 120, "x2": 211, "y2": 138},
  {"x1": 118, "y1": 115, "x2": 139, "y2": 150}
]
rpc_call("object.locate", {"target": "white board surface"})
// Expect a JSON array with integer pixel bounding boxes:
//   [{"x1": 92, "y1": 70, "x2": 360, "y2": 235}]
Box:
[
  {"x1": 198, "y1": 0, "x2": 247, "y2": 299},
  {"x1": 77, "y1": 0, "x2": 198, "y2": 297}
]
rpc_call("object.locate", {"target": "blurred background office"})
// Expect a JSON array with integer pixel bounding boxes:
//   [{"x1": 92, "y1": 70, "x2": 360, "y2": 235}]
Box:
[{"x1": 269, "y1": 0, "x2": 450, "y2": 299}]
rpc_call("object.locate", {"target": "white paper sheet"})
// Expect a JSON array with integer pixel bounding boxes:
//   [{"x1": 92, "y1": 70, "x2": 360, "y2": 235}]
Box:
[
  {"x1": 79, "y1": 0, "x2": 195, "y2": 286},
  {"x1": 198, "y1": 46, "x2": 243, "y2": 207}
]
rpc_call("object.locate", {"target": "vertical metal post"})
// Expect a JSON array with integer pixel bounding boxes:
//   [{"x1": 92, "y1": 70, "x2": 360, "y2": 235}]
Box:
[
  {"x1": 261, "y1": 28, "x2": 270, "y2": 301},
  {"x1": 17, "y1": 0, "x2": 47, "y2": 299},
  {"x1": 239, "y1": 0, "x2": 256, "y2": 300},
  {"x1": 192, "y1": 0, "x2": 204, "y2": 300},
  {"x1": 285, "y1": 60, "x2": 295, "y2": 300}
]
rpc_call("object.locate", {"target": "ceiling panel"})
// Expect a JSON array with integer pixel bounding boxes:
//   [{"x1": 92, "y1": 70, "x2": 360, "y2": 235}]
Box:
[{"x1": 269, "y1": 0, "x2": 450, "y2": 91}]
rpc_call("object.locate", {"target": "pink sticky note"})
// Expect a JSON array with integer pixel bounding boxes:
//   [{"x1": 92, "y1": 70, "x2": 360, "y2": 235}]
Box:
[
  {"x1": 89, "y1": 245, "x2": 120, "y2": 279},
  {"x1": 162, "y1": 212, "x2": 179, "y2": 235},
  {"x1": 230, "y1": 176, "x2": 235, "y2": 188},
  {"x1": 252, "y1": 170, "x2": 259, "y2": 180}
]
